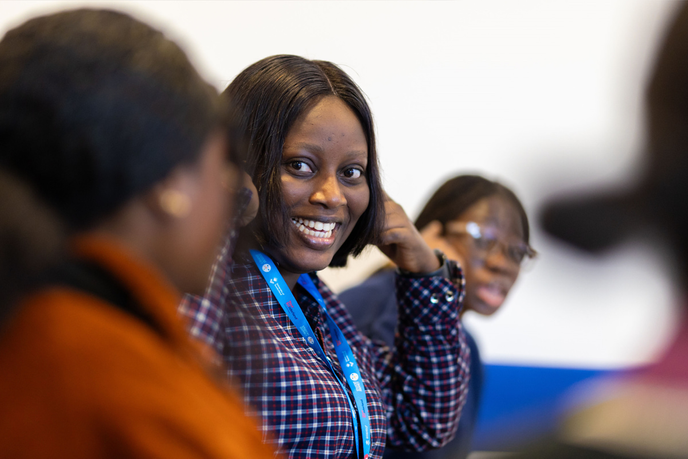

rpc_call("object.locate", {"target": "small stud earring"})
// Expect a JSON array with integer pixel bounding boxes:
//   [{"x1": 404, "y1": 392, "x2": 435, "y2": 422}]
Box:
[{"x1": 159, "y1": 189, "x2": 191, "y2": 218}]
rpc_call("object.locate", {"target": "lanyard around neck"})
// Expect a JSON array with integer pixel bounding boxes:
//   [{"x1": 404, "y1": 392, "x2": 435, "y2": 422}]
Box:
[{"x1": 250, "y1": 250, "x2": 371, "y2": 459}]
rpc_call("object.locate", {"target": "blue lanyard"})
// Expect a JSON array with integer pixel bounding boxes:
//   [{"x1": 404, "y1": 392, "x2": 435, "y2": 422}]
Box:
[{"x1": 250, "y1": 250, "x2": 371, "y2": 459}]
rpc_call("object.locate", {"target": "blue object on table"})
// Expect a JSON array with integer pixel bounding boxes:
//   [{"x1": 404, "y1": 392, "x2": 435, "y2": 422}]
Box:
[{"x1": 472, "y1": 364, "x2": 614, "y2": 451}]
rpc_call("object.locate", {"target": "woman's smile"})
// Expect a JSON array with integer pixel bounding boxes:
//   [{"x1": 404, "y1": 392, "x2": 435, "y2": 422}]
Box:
[
  {"x1": 474, "y1": 281, "x2": 509, "y2": 310},
  {"x1": 291, "y1": 217, "x2": 339, "y2": 245}
]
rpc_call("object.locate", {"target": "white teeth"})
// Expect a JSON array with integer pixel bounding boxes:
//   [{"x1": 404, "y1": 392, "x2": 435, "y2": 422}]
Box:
[{"x1": 291, "y1": 218, "x2": 336, "y2": 238}]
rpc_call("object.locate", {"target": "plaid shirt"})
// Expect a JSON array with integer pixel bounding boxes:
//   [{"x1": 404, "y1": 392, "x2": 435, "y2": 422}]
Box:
[{"x1": 179, "y1": 235, "x2": 470, "y2": 459}]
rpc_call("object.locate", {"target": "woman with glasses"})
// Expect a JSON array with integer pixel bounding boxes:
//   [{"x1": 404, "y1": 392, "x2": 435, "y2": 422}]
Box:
[{"x1": 340, "y1": 174, "x2": 536, "y2": 459}]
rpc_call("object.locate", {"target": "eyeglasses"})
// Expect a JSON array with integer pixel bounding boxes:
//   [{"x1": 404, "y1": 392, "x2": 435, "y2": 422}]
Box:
[{"x1": 445, "y1": 221, "x2": 537, "y2": 266}]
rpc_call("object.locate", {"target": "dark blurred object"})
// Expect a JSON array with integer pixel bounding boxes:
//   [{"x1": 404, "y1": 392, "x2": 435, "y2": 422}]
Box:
[
  {"x1": 0, "y1": 170, "x2": 63, "y2": 325},
  {"x1": 515, "y1": 2, "x2": 688, "y2": 458},
  {"x1": 541, "y1": 0, "x2": 688, "y2": 268},
  {"x1": 540, "y1": 193, "x2": 639, "y2": 253}
]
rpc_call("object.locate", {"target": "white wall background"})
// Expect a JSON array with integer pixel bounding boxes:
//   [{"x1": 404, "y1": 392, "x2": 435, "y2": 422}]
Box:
[{"x1": 1, "y1": 0, "x2": 682, "y2": 368}]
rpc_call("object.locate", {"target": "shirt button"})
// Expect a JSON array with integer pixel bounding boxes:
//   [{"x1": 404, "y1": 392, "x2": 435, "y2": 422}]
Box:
[
  {"x1": 445, "y1": 292, "x2": 455, "y2": 302},
  {"x1": 430, "y1": 294, "x2": 439, "y2": 304}
]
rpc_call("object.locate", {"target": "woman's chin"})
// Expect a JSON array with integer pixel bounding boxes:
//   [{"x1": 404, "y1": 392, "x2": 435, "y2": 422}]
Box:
[
  {"x1": 294, "y1": 254, "x2": 334, "y2": 273},
  {"x1": 271, "y1": 247, "x2": 336, "y2": 275},
  {"x1": 466, "y1": 296, "x2": 503, "y2": 316}
]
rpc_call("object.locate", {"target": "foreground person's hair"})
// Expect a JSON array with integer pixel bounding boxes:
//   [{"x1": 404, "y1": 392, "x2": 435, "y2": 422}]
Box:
[{"x1": 0, "y1": 9, "x2": 224, "y2": 231}]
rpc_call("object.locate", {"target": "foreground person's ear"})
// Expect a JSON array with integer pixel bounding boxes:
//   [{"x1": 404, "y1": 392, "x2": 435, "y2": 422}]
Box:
[
  {"x1": 147, "y1": 167, "x2": 199, "y2": 222},
  {"x1": 158, "y1": 189, "x2": 192, "y2": 219}
]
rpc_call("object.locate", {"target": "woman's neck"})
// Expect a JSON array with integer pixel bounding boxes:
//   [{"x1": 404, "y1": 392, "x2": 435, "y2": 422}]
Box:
[
  {"x1": 278, "y1": 267, "x2": 300, "y2": 291},
  {"x1": 255, "y1": 243, "x2": 302, "y2": 291}
]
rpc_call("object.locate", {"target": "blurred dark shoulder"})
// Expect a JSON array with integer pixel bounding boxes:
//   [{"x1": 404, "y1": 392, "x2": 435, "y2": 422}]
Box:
[{"x1": 0, "y1": 170, "x2": 64, "y2": 326}]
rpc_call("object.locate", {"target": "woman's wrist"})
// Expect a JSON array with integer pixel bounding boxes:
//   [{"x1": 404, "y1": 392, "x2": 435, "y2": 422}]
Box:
[{"x1": 397, "y1": 249, "x2": 450, "y2": 279}]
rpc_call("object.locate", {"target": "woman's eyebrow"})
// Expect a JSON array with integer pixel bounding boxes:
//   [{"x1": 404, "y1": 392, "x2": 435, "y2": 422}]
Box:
[
  {"x1": 283, "y1": 142, "x2": 368, "y2": 161},
  {"x1": 284, "y1": 142, "x2": 324, "y2": 153},
  {"x1": 343, "y1": 150, "x2": 368, "y2": 161}
]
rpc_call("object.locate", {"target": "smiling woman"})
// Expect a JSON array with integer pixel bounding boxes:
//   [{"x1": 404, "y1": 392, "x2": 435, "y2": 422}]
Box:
[{"x1": 180, "y1": 55, "x2": 471, "y2": 459}]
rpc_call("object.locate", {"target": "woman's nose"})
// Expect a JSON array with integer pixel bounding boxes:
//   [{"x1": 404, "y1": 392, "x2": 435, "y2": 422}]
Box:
[{"x1": 310, "y1": 173, "x2": 345, "y2": 208}]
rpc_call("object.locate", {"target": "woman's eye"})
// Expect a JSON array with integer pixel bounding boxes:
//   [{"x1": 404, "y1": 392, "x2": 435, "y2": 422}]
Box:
[
  {"x1": 472, "y1": 236, "x2": 490, "y2": 250},
  {"x1": 343, "y1": 167, "x2": 363, "y2": 179},
  {"x1": 289, "y1": 161, "x2": 313, "y2": 173},
  {"x1": 508, "y1": 246, "x2": 526, "y2": 264},
  {"x1": 473, "y1": 235, "x2": 498, "y2": 252}
]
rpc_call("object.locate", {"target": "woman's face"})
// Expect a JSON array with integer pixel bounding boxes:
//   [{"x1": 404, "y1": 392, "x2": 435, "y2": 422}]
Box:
[
  {"x1": 266, "y1": 95, "x2": 370, "y2": 277},
  {"x1": 169, "y1": 131, "x2": 238, "y2": 294},
  {"x1": 447, "y1": 195, "x2": 525, "y2": 316}
]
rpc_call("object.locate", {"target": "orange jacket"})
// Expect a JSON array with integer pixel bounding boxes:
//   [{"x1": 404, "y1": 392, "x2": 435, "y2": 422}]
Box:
[{"x1": 0, "y1": 235, "x2": 274, "y2": 459}]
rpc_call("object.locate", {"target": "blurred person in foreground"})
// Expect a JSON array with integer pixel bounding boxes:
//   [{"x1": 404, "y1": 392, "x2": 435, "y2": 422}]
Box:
[
  {"x1": 0, "y1": 9, "x2": 273, "y2": 458},
  {"x1": 340, "y1": 175, "x2": 536, "y2": 459},
  {"x1": 514, "y1": 1, "x2": 688, "y2": 457}
]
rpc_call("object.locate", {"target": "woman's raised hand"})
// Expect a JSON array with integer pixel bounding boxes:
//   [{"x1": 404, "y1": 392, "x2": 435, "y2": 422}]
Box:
[
  {"x1": 377, "y1": 193, "x2": 441, "y2": 274},
  {"x1": 419, "y1": 220, "x2": 466, "y2": 269}
]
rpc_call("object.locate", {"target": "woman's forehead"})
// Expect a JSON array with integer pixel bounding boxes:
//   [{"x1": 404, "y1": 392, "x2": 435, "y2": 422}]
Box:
[{"x1": 456, "y1": 195, "x2": 524, "y2": 238}]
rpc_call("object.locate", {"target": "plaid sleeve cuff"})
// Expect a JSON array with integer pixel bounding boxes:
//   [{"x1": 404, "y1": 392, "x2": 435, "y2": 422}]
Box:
[
  {"x1": 396, "y1": 259, "x2": 465, "y2": 325},
  {"x1": 386, "y1": 259, "x2": 469, "y2": 450}
]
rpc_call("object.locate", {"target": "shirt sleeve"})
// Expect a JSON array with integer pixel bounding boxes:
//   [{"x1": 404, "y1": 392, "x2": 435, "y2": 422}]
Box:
[{"x1": 370, "y1": 259, "x2": 470, "y2": 451}]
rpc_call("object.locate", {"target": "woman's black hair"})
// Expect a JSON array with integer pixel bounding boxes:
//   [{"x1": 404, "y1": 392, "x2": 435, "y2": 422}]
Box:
[
  {"x1": 0, "y1": 8, "x2": 224, "y2": 231},
  {"x1": 414, "y1": 175, "x2": 531, "y2": 243},
  {"x1": 222, "y1": 54, "x2": 385, "y2": 267}
]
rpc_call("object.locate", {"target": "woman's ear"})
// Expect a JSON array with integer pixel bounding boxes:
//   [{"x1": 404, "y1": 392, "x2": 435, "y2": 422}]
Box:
[{"x1": 237, "y1": 171, "x2": 259, "y2": 227}]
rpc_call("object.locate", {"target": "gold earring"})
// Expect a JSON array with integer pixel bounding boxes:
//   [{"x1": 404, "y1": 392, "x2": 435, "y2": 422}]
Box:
[{"x1": 159, "y1": 189, "x2": 191, "y2": 218}]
